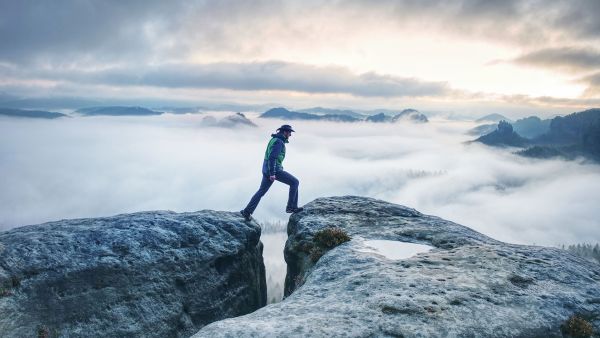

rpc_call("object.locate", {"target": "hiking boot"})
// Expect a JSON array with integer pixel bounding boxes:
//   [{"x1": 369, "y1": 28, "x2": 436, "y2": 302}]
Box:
[
  {"x1": 286, "y1": 206, "x2": 304, "y2": 213},
  {"x1": 240, "y1": 209, "x2": 252, "y2": 221}
]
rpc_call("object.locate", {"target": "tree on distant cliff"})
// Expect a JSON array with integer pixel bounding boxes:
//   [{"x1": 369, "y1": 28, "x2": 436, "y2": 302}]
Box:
[
  {"x1": 535, "y1": 108, "x2": 600, "y2": 145},
  {"x1": 498, "y1": 120, "x2": 512, "y2": 133},
  {"x1": 582, "y1": 120, "x2": 600, "y2": 159},
  {"x1": 564, "y1": 243, "x2": 600, "y2": 264}
]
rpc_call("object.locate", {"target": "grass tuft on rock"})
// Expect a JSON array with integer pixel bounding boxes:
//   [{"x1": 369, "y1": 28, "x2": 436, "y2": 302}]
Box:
[
  {"x1": 313, "y1": 227, "x2": 351, "y2": 249},
  {"x1": 37, "y1": 325, "x2": 49, "y2": 338},
  {"x1": 309, "y1": 227, "x2": 351, "y2": 262},
  {"x1": 11, "y1": 275, "x2": 21, "y2": 288},
  {"x1": 309, "y1": 247, "x2": 325, "y2": 262},
  {"x1": 36, "y1": 325, "x2": 59, "y2": 338},
  {"x1": 561, "y1": 314, "x2": 594, "y2": 338},
  {"x1": 0, "y1": 287, "x2": 11, "y2": 297}
]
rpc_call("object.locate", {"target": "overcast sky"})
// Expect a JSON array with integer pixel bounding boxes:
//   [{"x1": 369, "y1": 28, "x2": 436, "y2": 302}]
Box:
[{"x1": 1, "y1": 0, "x2": 600, "y2": 114}]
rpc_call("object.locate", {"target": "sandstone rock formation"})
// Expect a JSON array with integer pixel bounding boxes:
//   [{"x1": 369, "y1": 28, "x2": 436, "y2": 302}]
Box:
[
  {"x1": 195, "y1": 196, "x2": 600, "y2": 337},
  {"x1": 0, "y1": 210, "x2": 266, "y2": 337}
]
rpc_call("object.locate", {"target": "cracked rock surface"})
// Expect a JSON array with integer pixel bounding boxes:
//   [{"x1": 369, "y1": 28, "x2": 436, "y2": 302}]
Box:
[
  {"x1": 0, "y1": 210, "x2": 266, "y2": 338},
  {"x1": 195, "y1": 196, "x2": 600, "y2": 337}
]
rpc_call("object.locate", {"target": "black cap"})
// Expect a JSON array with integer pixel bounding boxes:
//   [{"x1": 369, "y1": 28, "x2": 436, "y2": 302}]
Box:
[{"x1": 277, "y1": 124, "x2": 295, "y2": 132}]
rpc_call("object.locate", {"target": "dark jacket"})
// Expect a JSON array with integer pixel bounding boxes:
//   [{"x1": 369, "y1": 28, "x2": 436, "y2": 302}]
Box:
[{"x1": 262, "y1": 132, "x2": 288, "y2": 176}]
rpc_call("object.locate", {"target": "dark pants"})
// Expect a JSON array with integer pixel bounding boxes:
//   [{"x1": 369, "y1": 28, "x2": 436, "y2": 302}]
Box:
[{"x1": 244, "y1": 171, "x2": 299, "y2": 214}]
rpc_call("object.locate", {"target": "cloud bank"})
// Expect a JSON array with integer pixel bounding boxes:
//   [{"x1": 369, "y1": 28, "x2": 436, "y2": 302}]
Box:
[
  {"x1": 0, "y1": 113, "x2": 599, "y2": 247},
  {"x1": 513, "y1": 47, "x2": 600, "y2": 72},
  {"x1": 0, "y1": 62, "x2": 450, "y2": 98},
  {"x1": 510, "y1": 47, "x2": 600, "y2": 97}
]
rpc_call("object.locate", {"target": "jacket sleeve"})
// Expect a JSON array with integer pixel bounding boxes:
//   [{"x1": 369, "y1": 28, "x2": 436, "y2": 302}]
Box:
[{"x1": 267, "y1": 140, "x2": 283, "y2": 176}]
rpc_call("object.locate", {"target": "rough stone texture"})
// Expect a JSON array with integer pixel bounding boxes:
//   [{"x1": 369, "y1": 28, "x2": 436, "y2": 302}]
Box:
[
  {"x1": 0, "y1": 210, "x2": 266, "y2": 338},
  {"x1": 195, "y1": 196, "x2": 600, "y2": 337}
]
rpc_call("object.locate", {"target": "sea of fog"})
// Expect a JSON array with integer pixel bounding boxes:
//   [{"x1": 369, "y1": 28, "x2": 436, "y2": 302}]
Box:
[
  {"x1": 2, "y1": 112, "x2": 599, "y2": 245},
  {"x1": 2, "y1": 111, "x2": 599, "y2": 302}
]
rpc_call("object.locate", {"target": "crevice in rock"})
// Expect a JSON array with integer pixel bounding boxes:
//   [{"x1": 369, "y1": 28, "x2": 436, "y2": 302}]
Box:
[{"x1": 258, "y1": 220, "x2": 288, "y2": 304}]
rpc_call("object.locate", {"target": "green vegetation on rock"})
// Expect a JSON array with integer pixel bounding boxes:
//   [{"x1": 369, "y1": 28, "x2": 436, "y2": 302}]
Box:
[
  {"x1": 561, "y1": 315, "x2": 594, "y2": 338},
  {"x1": 309, "y1": 227, "x2": 351, "y2": 262}
]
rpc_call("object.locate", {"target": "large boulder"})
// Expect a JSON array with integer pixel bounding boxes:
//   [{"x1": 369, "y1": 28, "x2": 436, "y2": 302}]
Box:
[
  {"x1": 0, "y1": 210, "x2": 266, "y2": 337},
  {"x1": 195, "y1": 196, "x2": 600, "y2": 337}
]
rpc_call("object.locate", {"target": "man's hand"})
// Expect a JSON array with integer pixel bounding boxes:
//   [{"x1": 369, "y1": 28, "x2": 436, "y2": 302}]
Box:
[{"x1": 269, "y1": 175, "x2": 276, "y2": 182}]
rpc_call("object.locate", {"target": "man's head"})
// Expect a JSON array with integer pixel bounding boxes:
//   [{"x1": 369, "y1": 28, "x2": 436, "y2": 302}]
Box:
[{"x1": 277, "y1": 124, "x2": 295, "y2": 139}]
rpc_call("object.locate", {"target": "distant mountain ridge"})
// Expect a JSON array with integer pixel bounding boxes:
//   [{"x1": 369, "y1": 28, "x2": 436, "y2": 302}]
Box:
[
  {"x1": 535, "y1": 109, "x2": 600, "y2": 146},
  {"x1": 512, "y1": 116, "x2": 552, "y2": 138},
  {"x1": 202, "y1": 112, "x2": 257, "y2": 128},
  {"x1": 365, "y1": 112, "x2": 391, "y2": 123},
  {"x1": 76, "y1": 106, "x2": 163, "y2": 116},
  {"x1": 297, "y1": 107, "x2": 364, "y2": 119},
  {"x1": 469, "y1": 115, "x2": 552, "y2": 138},
  {"x1": 260, "y1": 107, "x2": 361, "y2": 122},
  {"x1": 261, "y1": 107, "x2": 428, "y2": 123},
  {"x1": 476, "y1": 113, "x2": 512, "y2": 123},
  {"x1": 0, "y1": 108, "x2": 67, "y2": 119},
  {"x1": 392, "y1": 109, "x2": 428, "y2": 123},
  {"x1": 261, "y1": 107, "x2": 323, "y2": 121},
  {"x1": 0, "y1": 97, "x2": 103, "y2": 110},
  {"x1": 473, "y1": 108, "x2": 600, "y2": 162}
]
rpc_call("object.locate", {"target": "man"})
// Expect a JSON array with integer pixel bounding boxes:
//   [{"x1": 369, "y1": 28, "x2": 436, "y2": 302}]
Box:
[{"x1": 240, "y1": 124, "x2": 303, "y2": 221}]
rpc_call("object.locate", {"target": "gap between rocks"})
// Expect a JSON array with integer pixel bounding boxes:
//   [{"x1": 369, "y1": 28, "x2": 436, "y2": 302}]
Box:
[{"x1": 259, "y1": 221, "x2": 288, "y2": 304}]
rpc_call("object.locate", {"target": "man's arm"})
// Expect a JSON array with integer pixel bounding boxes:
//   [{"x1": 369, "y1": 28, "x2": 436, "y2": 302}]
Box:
[{"x1": 267, "y1": 140, "x2": 283, "y2": 177}]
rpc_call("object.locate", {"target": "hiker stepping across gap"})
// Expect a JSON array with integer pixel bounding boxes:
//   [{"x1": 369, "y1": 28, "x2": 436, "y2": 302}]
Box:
[{"x1": 241, "y1": 124, "x2": 303, "y2": 221}]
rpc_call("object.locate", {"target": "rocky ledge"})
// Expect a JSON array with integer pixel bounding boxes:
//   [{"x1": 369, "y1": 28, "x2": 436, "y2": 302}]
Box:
[
  {"x1": 0, "y1": 210, "x2": 266, "y2": 338},
  {"x1": 196, "y1": 196, "x2": 600, "y2": 337}
]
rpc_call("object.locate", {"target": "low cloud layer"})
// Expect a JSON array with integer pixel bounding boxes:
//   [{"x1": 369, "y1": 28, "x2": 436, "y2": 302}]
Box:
[{"x1": 1, "y1": 113, "x2": 599, "y2": 247}]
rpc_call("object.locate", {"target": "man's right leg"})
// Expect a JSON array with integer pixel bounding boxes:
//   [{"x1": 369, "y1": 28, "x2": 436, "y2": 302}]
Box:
[
  {"x1": 275, "y1": 170, "x2": 300, "y2": 211},
  {"x1": 243, "y1": 174, "x2": 274, "y2": 215}
]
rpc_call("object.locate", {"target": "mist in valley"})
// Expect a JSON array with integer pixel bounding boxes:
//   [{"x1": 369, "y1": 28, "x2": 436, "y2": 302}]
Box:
[
  {"x1": 2, "y1": 113, "x2": 598, "y2": 243},
  {"x1": 2, "y1": 112, "x2": 599, "y2": 302}
]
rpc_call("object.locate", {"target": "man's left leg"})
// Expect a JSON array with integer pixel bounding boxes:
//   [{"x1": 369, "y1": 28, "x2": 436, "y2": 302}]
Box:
[
  {"x1": 275, "y1": 170, "x2": 301, "y2": 212},
  {"x1": 241, "y1": 174, "x2": 274, "y2": 220}
]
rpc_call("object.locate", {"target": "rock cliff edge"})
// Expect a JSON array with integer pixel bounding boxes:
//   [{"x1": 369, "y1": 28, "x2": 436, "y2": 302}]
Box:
[
  {"x1": 0, "y1": 210, "x2": 266, "y2": 337},
  {"x1": 196, "y1": 196, "x2": 600, "y2": 337}
]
